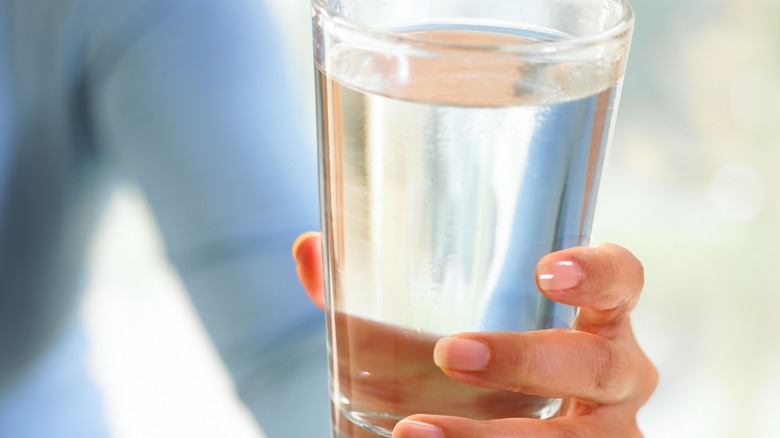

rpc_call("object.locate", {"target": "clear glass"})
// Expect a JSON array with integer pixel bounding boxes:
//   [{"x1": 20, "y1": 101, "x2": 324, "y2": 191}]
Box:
[{"x1": 312, "y1": 0, "x2": 634, "y2": 436}]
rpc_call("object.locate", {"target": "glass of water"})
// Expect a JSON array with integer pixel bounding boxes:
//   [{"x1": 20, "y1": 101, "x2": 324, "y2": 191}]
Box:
[{"x1": 312, "y1": 0, "x2": 634, "y2": 436}]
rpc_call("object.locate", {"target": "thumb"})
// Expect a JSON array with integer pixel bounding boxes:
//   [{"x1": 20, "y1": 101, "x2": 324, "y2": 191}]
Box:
[{"x1": 292, "y1": 232, "x2": 326, "y2": 310}]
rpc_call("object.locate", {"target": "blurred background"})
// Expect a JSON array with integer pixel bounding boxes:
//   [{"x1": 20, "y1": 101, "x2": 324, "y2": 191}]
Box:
[{"x1": 80, "y1": 0, "x2": 780, "y2": 437}]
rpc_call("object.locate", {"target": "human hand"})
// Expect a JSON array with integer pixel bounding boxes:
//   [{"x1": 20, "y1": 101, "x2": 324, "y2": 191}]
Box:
[{"x1": 293, "y1": 233, "x2": 657, "y2": 437}]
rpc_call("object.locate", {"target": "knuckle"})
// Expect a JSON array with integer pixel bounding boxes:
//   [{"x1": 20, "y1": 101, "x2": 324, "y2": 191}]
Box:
[
  {"x1": 591, "y1": 338, "x2": 626, "y2": 399},
  {"x1": 640, "y1": 356, "x2": 660, "y2": 401},
  {"x1": 504, "y1": 340, "x2": 545, "y2": 393},
  {"x1": 502, "y1": 330, "x2": 567, "y2": 393},
  {"x1": 584, "y1": 244, "x2": 645, "y2": 312}
]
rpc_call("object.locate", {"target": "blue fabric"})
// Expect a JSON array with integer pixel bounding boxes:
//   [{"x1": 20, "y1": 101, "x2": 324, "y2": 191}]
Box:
[
  {"x1": 0, "y1": 317, "x2": 109, "y2": 438},
  {"x1": 0, "y1": 0, "x2": 329, "y2": 436}
]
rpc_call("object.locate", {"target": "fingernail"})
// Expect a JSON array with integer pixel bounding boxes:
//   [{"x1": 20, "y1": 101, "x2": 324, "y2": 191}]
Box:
[
  {"x1": 433, "y1": 338, "x2": 489, "y2": 371},
  {"x1": 393, "y1": 420, "x2": 444, "y2": 438},
  {"x1": 537, "y1": 260, "x2": 583, "y2": 292}
]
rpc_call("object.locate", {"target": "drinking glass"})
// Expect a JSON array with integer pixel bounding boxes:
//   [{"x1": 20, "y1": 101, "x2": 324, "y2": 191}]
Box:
[{"x1": 312, "y1": 0, "x2": 634, "y2": 436}]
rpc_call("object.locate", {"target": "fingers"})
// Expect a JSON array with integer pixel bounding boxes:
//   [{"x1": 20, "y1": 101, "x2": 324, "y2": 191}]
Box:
[
  {"x1": 429, "y1": 243, "x2": 657, "y2": 408},
  {"x1": 390, "y1": 243, "x2": 653, "y2": 438},
  {"x1": 393, "y1": 412, "x2": 641, "y2": 438},
  {"x1": 433, "y1": 329, "x2": 640, "y2": 404},
  {"x1": 536, "y1": 243, "x2": 644, "y2": 332},
  {"x1": 292, "y1": 231, "x2": 325, "y2": 310}
]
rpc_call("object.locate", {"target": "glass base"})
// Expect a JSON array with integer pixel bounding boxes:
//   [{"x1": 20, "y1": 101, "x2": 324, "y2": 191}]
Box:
[{"x1": 334, "y1": 398, "x2": 563, "y2": 437}]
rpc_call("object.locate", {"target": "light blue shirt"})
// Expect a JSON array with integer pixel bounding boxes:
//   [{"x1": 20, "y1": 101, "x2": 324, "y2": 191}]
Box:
[{"x1": 0, "y1": 0, "x2": 329, "y2": 436}]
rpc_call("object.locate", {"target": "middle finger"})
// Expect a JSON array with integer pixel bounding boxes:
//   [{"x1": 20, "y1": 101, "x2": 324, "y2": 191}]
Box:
[{"x1": 433, "y1": 328, "x2": 638, "y2": 405}]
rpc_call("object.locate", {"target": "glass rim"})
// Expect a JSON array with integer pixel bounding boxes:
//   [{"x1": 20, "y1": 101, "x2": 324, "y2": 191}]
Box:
[{"x1": 312, "y1": 0, "x2": 634, "y2": 55}]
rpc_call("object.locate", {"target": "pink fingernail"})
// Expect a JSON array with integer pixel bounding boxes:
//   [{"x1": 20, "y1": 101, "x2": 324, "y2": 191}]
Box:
[
  {"x1": 393, "y1": 420, "x2": 444, "y2": 438},
  {"x1": 537, "y1": 261, "x2": 583, "y2": 292},
  {"x1": 433, "y1": 338, "x2": 489, "y2": 371}
]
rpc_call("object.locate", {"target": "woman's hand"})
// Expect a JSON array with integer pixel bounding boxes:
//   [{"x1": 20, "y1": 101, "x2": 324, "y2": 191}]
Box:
[{"x1": 293, "y1": 233, "x2": 657, "y2": 437}]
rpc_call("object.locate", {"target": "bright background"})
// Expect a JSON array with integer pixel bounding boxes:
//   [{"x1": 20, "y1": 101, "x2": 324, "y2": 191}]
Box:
[{"x1": 80, "y1": 0, "x2": 780, "y2": 437}]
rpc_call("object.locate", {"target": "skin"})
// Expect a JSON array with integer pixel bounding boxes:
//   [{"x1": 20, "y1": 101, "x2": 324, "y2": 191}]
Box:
[{"x1": 292, "y1": 233, "x2": 657, "y2": 437}]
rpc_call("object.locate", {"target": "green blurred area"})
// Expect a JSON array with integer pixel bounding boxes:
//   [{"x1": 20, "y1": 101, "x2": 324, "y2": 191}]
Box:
[{"x1": 597, "y1": 0, "x2": 780, "y2": 436}]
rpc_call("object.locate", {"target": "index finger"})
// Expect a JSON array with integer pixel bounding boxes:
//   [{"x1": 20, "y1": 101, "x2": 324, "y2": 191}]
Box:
[{"x1": 535, "y1": 243, "x2": 644, "y2": 333}]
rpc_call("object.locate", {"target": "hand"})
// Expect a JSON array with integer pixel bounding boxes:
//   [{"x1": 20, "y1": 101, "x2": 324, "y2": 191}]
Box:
[{"x1": 293, "y1": 233, "x2": 657, "y2": 437}]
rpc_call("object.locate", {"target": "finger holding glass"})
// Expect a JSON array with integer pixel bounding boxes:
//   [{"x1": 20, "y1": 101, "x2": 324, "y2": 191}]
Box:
[
  {"x1": 400, "y1": 244, "x2": 656, "y2": 437},
  {"x1": 294, "y1": 236, "x2": 657, "y2": 437}
]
